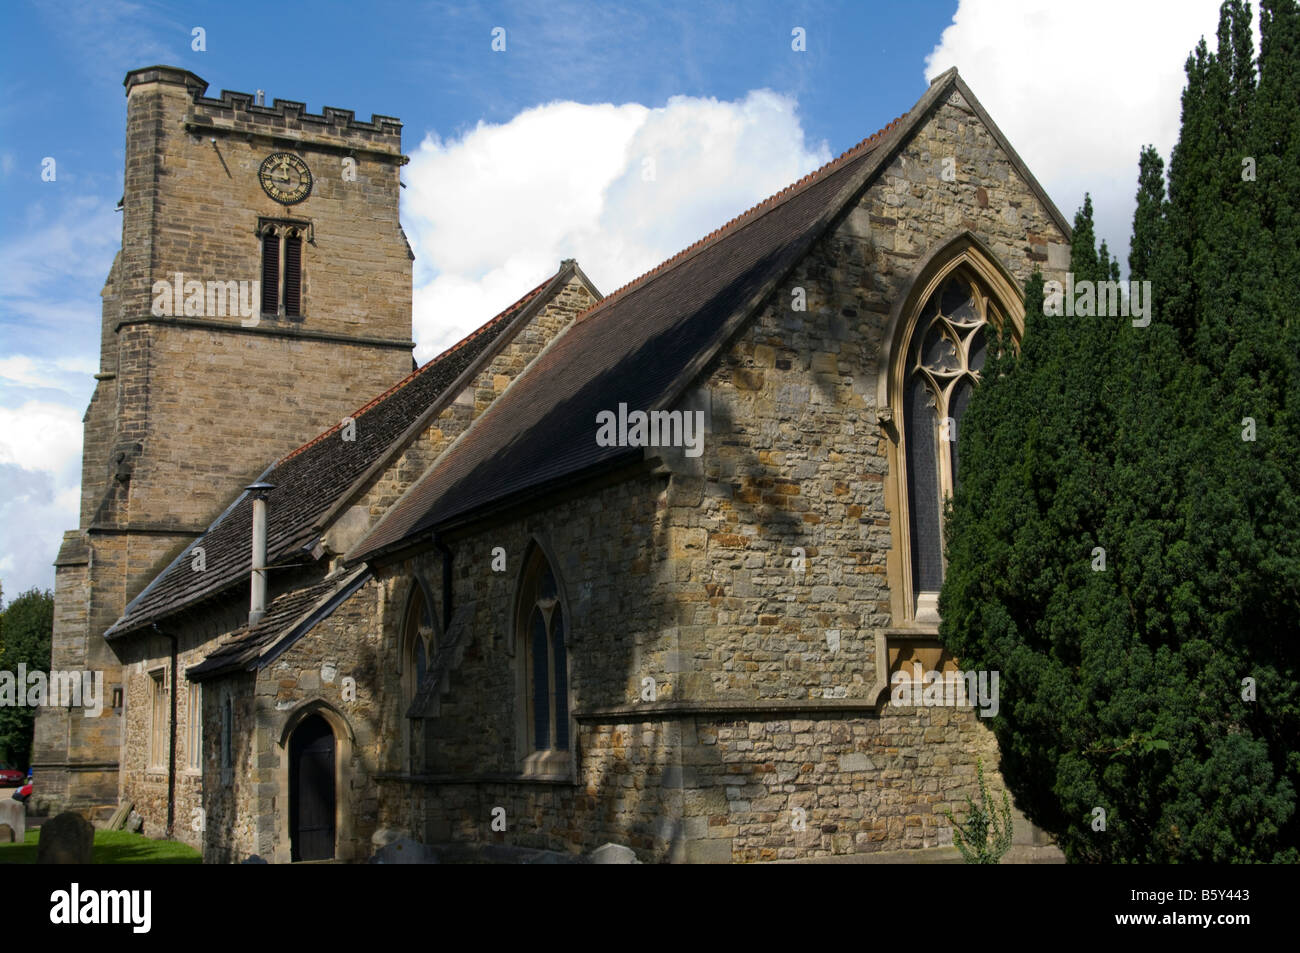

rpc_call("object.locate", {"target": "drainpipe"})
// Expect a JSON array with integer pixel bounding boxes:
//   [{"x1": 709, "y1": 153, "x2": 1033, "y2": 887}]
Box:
[
  {"x1": 432, "y1": 531, "x2": 453, "y2": 633},
  {"x1": 152, "y1": 623, "x2": 178, "y2": 839},
  {"x1": 246, "y1": 482, "x2": 276, "y2": 625}
]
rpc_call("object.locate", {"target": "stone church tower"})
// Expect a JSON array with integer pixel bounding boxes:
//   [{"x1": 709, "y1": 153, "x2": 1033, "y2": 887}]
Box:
[{"x1": 32, "y1": 66, "x2": 415, "y2": 811}]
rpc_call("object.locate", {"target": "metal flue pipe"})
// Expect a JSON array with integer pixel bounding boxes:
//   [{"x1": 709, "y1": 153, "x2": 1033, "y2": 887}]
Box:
[{"x1": 246, "y1": 482, "x2": 276, "y2": 624}]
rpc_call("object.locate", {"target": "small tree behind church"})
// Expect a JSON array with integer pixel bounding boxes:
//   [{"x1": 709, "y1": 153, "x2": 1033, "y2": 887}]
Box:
[
  {"x1": 0, "y1": 585, "x2": 55, "y2": 768},
  {"x1": 939, "y1": 0, "x2": 1300, "y2": 862}
]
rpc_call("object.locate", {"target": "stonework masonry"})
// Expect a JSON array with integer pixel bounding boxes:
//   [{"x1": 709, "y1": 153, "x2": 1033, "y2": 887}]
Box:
[
  {"x1": 119, "y1": 276, "x2": 596, "y2": 857},
  {"x1": 45, "y1": 69, "x2": 1071, "y2": 863},
  {"x1": 34, "y1": 65, "x2": 416, "y2": 813},
  {"x1": 189, "y1": 87, "x2": 1068, "y2": 863}
]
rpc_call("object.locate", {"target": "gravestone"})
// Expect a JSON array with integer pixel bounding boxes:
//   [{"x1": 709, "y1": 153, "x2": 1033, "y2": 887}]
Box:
[
  {"x1": 0, "y1": 823, "x2": 14, "y2": 843},
  {"x1": 36, "y1": 812, "x2": 94, "y2": 864},
  {"x1": 0, "y1": 798, "x2": 24, "y2": 842},
  {"x1": 369, "y1": 836, "x2": 436, "y2": 864},
  {"x1": 590, "y1": 842, "x2": 639, "y2": 864}
]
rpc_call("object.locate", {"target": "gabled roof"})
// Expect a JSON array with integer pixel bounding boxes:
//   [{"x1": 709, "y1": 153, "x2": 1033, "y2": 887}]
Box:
[
  {"x1": 351, "y1": 69, "x2": 1062, "y2": 560},
  {"x1": 107, "y1": 261, "x2": 597, "y2": 639},
  {"x1": 185, "y1": 566, "x2": 370, "y2": 681}
]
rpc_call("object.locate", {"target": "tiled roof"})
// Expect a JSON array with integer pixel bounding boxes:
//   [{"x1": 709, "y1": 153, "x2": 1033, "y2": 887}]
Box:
[
  {"x1": 185, "y1": 568, "x2": 369, "y2": 680},
  {"x1": 107, "y1": 264, "x2": 580, "y2": 639},
  {"x1": 349, "y1": 79, "x2": 956, "y2": 560}
]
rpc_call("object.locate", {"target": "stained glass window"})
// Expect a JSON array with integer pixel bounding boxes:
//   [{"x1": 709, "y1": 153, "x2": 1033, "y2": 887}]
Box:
[{"x1": 904, "y1": 272, "x2": 1001, "y2": 613}]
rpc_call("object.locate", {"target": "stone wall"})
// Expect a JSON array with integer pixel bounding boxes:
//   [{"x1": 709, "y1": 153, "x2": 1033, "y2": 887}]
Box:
[
  {"x1": 100, "y1": 84, "x2": 1069, "y2": 861},
  {"x1": 34, "y1": 64, "x2": 417, "y2": 815},
  {"x1": 115, "y1": 594, "x2": 252, "y2": 849},
  {"x1": 197, "y1": 588, "x2": 381, "y2": 863},
  {"x1": 344, "y1": 88, "x2": 1068, "y2": 862},
  {"x1": 124, "y1": 274, "x2": 594, "y2": 858}
]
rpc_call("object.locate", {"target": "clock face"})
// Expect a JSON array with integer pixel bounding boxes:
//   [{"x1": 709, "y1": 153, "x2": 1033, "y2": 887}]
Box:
[{"x1": 259, "y1": 152, "x2": 312, "y2": 204}]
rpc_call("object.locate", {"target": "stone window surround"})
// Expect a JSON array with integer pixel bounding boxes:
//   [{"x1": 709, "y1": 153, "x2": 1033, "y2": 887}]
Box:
[
  {"x1": 398, "y1": 577, "x2": 437, "y2": 773},
  {"x1": 256, "y1": 217, "x2": 312, "y2": 320},
  {"x1": 878, "y1": 231, "x2": 1025, "y2": 631},
  {"x1": 511, "y1": 537, "x2": 576, "y2": 782},
  {"x1": 146, "y1": 666, "x2": 169, "y2": 773},
  {"x1": 184, "y1": 681, "x2": 202, "y2": 775},
  {"x1": 273, "y1": 699, "x2": 357, "y2": 863}
]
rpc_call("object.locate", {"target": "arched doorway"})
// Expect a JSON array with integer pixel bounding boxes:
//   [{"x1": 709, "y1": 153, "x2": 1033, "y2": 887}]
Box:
[{"x1": 289, "y1": 714, "x2": 336, "y2": 861}]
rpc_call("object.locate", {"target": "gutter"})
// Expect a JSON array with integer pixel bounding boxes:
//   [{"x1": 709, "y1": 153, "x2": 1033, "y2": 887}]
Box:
[{"x1": 152, "y1": 623, "x2": 179, "y2": 839}]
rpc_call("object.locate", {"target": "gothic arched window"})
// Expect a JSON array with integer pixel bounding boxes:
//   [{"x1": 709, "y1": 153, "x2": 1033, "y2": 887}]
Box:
[
  {"x1": 400, "y1": 583, "x2": 434, "y2": 770},
  {"x1": 516, "y1": 545, "x2": 570, "y2": 776},
  {"x1": 901, "y1": 268, "x2": 1008, "y2": 621}
]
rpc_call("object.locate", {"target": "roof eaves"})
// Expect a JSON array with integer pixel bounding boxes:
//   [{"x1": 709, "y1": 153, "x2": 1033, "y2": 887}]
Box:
[
  {"x1": 252, "y1": 565, "x2": 372, "y2": 672},
  {"x1": 186, "y1": 566, "x2": 370, "y2": 681},
  {"x1": 355, "y1": 448, "x2": 646, "y2": 567},
  {"x1": 344, "y1": 86, "x2": 950, "y2": 563},
  {"x1": 342, "y1": 265, "x2": 615, "y2": 565}
]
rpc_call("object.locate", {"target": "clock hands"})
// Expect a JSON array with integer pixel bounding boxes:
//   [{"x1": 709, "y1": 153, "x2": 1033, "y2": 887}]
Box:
[{"x1": 260, "y1": 153, "x2": 311, "y2": 204}]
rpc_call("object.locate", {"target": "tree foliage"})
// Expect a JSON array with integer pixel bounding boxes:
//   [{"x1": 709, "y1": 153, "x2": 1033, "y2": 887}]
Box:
[
  {"x1": 940, "y1": 0, "x2": 1300, "y2": 861},
  {"x1": 0, "y1": 586, "x2": 55, "y2": 768}
]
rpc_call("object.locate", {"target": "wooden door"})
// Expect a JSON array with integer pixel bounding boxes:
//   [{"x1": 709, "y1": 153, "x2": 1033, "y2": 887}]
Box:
[{"x1": 290, "y1": 714, "x2": 335, "y2": 861}]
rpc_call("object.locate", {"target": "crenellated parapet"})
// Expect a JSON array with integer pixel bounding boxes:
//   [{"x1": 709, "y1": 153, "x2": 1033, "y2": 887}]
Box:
[{"x1": 124, "y1": 65, "x2": 405, "y2": 162}]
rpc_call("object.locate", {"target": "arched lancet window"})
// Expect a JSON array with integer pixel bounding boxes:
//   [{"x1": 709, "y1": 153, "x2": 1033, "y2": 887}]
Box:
[
  {"x1": 516, "y1": 545, "x2": 570, "y2": 775},
  {"x1": 897, "y1": 263, "x2": 1014, "y2": 622},
  {"x1": 400, "y1": 582, "x2": 434, "y2": 770}
]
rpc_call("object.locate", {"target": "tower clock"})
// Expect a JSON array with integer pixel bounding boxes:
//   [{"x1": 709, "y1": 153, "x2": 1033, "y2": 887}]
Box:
[{"x1": 259, "y1": 152, "x2": 312, "y2": 204}]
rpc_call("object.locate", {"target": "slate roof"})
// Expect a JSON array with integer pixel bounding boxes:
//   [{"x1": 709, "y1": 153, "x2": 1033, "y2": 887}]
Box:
[
  {"x1": 107, "y1": 262, "x2": 588, "y2": 639},
  {"x1": 349, "y1": 73, "x2": 988, "y2": 560},
  {"x1": 185, "y1": 567, "x2": 370, "y2": 680}
]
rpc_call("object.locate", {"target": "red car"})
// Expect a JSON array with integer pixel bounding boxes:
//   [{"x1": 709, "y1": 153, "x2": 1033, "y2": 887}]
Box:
[
  {"x1": 12, "y1": 782, "x2": 32, "y2": 804},
  {"x1": 0, "y1": 764, "x2": 25, "y2": 787}
]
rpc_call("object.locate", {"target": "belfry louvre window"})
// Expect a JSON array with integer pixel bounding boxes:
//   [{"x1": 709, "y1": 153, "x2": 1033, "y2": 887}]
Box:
[
  {"x1": 258, "y1": 220, "x2": 307, "y2": 317},
  {"x1": 902, "y1": 269, "x2": 1008, "y2": 619}
]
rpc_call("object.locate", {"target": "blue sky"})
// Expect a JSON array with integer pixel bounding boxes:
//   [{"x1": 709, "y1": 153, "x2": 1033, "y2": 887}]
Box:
[{"x1": 0, "y1": 0, "x2": 1231, "y2": 598}]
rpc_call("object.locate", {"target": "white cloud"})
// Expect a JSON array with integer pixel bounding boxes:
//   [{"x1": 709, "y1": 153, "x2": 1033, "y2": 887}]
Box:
[
  {"x1": 0, "y1": 197, "x2": 109, "y2": 595},
  {"x1": 925, "y1": 0, "x2": 1240, "y2": 269},
  {"x1": 403, "y1": 90, "x2": 831, "y2": 360},
  {"x1": 0, "y1": 401, "x2": 84, "y2": 599}
]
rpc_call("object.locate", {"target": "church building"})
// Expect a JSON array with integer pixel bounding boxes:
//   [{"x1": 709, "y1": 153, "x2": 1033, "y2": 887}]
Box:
[{"x1": 35, "y1": 64, "x2": 1070, "y2": 863}]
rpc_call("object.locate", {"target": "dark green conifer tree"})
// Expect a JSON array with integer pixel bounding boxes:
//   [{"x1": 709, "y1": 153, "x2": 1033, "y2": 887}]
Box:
[{"x1": 940, "y1": 0, "x2": 1300, "y2": 861}]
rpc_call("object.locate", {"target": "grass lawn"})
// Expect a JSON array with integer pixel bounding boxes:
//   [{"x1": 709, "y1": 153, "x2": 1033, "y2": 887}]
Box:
[{"x1": 0, "y1": 827, "x2": 202, "y2": 864}]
